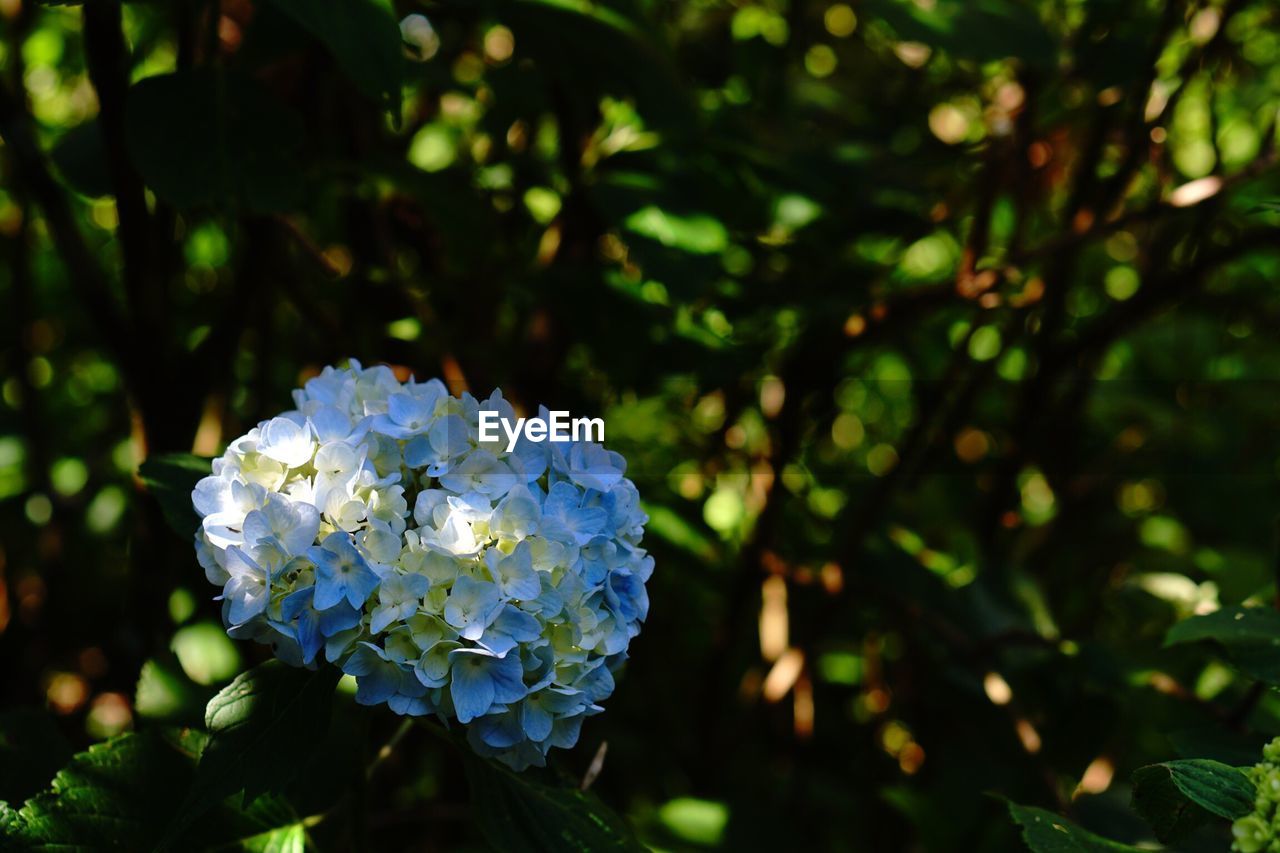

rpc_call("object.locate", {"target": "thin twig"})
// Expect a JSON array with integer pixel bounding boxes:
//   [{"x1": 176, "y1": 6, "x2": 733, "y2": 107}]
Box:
[{"x1": 366, "y1": 718, "x2": 415, "y2": 781}]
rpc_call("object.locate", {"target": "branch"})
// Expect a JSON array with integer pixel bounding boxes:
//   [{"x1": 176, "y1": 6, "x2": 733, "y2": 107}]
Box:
[
  {"x1": 83, "y1": 0, "x2": 161, "y2": 340},
  {"x1": 0, "y1": 76, "x2": 133, "y2": 371},
  {"x1": 1013, "y1": 149, "x2": 1278, "y2": 264}
]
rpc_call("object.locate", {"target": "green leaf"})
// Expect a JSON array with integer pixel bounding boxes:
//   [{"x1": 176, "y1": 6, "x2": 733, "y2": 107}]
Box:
[
  {"x1": 1130, "y1": 759, "x2": 1254, "y2": 843},
  {"x1": 623, "y1": 206, "x2": 729, "y2": 254},
  {"x1": 124, "y1": 70, "x2": 306, "y2": 212},
  {"x1": 863, "y1": 0, "x2": 1057, "y2": 70},
  {"x1": 163, "y1": 661, "x2": 341, "y2": 842},
  {"x1": 641, "y1": 502, "x2": 719, "y2": 561},
  {"x1": 0, "y1": 708, "x2": 72, "y2": 805},
  {"x1": 0, "y1": 802, "x2": 22, "y2": 837},
  {"x1": 3, "y1": 729, "x2": 311, "y2": 851},
  {"x1": 50, "y1": 122, "x2": 111, "y2": 198},
  {"x1": 1167, "y1": 727, "x2": 1269, "y2": 766},
  {"x1": 1165, "y1": 605, "x2": 1280, "y2": 685},
  {"x1": 263, "y1": 0, "x2": 403, "y2": 116},
  {"x1": 461, "y1": 750, "x2": 644, "y2": 852},
  {"x1": 136, "y1": 654, "x2": 217, "y2": 726},
  {"x1": 3, "y1": 731, "x2": 195, "y2": 850},
  {"x1": 657, "y1": 797, "x2": 728, "y2": 846},
  {"x1": 436, "y1": 0, "x2": 695, "y2": 132},
  {"x1": 205, "y1": 794, "x2": 309, "y2": 853},
  {"x1": 138, "y1": 452, "x2": 211, "y2": 539},
  {"x1": 1006, "y1": 801, "x2": 1146, "y2": 852}
]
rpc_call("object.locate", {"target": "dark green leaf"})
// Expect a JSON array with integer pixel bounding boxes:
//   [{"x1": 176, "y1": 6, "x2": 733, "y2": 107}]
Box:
[
  {"x1": 436, "y1": 0, "x2": 695, "y2": 132},
  {"x1": 138, "y1": 452, "x2": 211, "y2": 540},
  {"x1": 863, "y1": 0, "x2": 1057, "y2": 69},
  {"x1": 49, "y1": 122, "x2": 111, "y2": 198},
  {"x1": 124, "y1": 70, "x2": 305, "y2": 212},
  {"x1": 1006, "y1": 801, "x2": 1146, "y2": 852},
  {"x1": 263, "y1": 0, "x2": 403, "y2": 116},
  {"x1": 277, "y1": 690, "x2": 368, "y2": 818},
  {"x1": 163, "y1": 661, "x2": 341, "y2": 842},
  {"x1": 0, "y1": 708, "x2": 72, "y2": 805},
  {"x1": 1167, "y1": 727, "x2": 1269, "y2": 766},
  {"x1": 1165, "y1": 606, "x2": 1280, "y2": 685},
  {"x1": 1072, "y1": 0, "x2": 1163, "y2": 89},
  {"x1": 461, "y1": 750, "x2": 644, "y2": 852},
  {"x1": 1130, "y1": 759, "x2": 1253, "y2": 843}
]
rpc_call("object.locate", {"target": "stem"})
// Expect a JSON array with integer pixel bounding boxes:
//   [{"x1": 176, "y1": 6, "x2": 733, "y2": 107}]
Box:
[{"x1": 365, "y1": 718, "x2": 414, "y2": 781}]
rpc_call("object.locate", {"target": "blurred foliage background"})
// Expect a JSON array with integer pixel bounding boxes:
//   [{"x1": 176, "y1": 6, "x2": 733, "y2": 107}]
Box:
[{"x1": 1, "y1": 0, "x2": 1280, "y2": 849}]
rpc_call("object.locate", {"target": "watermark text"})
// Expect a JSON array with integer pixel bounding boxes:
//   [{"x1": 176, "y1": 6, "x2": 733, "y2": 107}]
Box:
[{"x1": 478, "y1": 411, "x2": 604, "y2": 452}]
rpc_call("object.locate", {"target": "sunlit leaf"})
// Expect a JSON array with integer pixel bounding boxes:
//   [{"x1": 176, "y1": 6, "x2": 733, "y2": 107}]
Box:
[
  {"x1": 136, "y1": 654, "x2": 217, "y2": 726},
  {"x1": 3, "y1": 732, "x2": 200, "y2": 850},
  {"x1": 658, "y1": 797, "x2": 728, "y2": 845},
  {"x1": 1, "y1": 730, "x2": 308, "y2": 851},
  {"x1": 172, "y1": 621, "x2": 243, "y2": 686},
  {"x1": 642, "y1": 502, "x2": 719, "y2": 561},
  {"x1": 624, "y1": 206, "x2": 729, "y2": 254}
]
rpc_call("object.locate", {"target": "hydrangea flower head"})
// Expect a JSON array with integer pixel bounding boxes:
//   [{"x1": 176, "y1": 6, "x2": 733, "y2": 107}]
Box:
[
  {"x1": 191, "y1": 360, "x2": 652, "y2": 770},
  {"x1": 1233, "y1": 736, "x2": 1280, "y2": 853}
]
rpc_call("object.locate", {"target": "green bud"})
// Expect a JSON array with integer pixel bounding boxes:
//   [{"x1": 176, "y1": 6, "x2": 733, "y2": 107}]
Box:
[{"x1": 1235, "y1": 814, "x2": 1269, "y2": 853}]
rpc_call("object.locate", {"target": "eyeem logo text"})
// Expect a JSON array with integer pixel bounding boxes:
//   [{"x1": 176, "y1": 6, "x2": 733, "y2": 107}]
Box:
[{"x1": 478, "y1": 411, "x2": 604, "y2": 452}]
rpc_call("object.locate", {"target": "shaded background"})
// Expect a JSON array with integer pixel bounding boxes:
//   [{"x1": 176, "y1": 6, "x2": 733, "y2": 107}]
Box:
[{"x1": 2, "y1": 0, "x2": 1280, "y2": 848}]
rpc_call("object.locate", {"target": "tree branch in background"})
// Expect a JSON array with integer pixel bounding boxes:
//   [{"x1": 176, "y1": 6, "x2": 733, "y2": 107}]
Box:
[
  {"x1": 83, "y1": 0, "x2": 158, "y2": 342},
  {"x1": 0, "y1": 77, "x2": 133, "y2": 373}
]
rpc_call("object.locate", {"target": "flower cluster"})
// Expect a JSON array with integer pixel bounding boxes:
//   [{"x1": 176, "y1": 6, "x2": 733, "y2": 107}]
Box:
[
  {"x1": 1234, "y1": 738, "x2": 1280, "y2": 853},
  {"x1": 191, "y1": 360, "x2": 651, "y2": 769}
]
